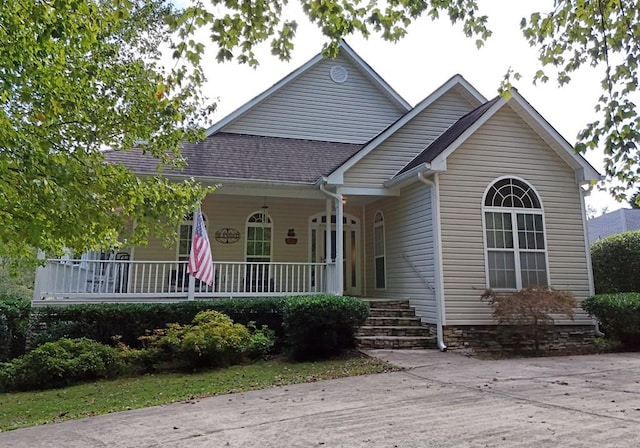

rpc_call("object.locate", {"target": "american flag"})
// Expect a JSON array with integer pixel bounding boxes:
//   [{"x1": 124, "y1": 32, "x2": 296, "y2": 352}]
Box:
[{"x1": 187, "y1": 208, "x2": 214, "y2": 286}]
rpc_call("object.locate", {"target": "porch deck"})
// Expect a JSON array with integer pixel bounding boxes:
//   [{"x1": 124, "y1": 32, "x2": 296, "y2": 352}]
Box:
[{"x1": 33, "y1": 259, "x2": 337, "y2": 304}]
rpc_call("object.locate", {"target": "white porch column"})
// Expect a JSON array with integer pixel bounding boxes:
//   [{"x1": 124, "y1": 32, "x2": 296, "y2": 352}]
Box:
[
  {"x1": 187, "y1": 210, "x2": 198, "y2": 301},
  {"x1": 335, "y1": 191, "x2": 344, "y2": 296},
  {"x1": 325, "y1": 198, "x2": 332, "y2": 264},
  {"x1": 325, "y1": 198, "x2": 334, "y2": 294}
]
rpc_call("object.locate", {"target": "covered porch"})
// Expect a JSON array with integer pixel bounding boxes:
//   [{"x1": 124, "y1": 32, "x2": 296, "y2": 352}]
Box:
[{"x1": 32, "y1": 184, "x2": 381, "y2": 304}]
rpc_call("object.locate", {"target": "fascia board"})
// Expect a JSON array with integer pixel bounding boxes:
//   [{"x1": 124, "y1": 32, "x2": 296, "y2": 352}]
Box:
[
  {"x1": 509, "y1": 90, "x2": 602, "y2": 181},
  {"x1": 338, "y1": 41, "x2": 411, "y2": 111},
  {"x1": 204, "y1": 52, "x2": 324, "y2": 137}
]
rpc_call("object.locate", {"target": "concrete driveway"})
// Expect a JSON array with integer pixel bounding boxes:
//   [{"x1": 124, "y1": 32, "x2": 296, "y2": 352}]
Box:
[{"x1": 1, "y1": 350, "x2": 639, "y2": 447}]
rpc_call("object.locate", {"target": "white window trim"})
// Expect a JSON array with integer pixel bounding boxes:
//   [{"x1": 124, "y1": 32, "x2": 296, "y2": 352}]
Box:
[
  {"x1": 245, "y1": 210, "x2": 273, "y2": 262},
  {"x1": 373, "y1": 210, "x2": 387, "y2": 290},
  {"x1": 481, "y1": 176, "x2": 551, "y2": 291}
]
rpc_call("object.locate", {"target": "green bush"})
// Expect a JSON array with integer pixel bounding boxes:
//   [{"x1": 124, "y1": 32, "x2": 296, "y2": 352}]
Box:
[
  {"x1": 30, "y1": 298, "x2": 284, "y2": 348},
  {"x1": 0, "y1": 338, "x2": 123, "y2": 391},
  {"x1": 583, "y1": 293, "x2": 640, "y2": 349},
  {"x1": 0, "y1": 299, "x2": 31, "y2": 362},
  {"x1": 144, "y1": 310, "x2": 275, "y2": 369},
  {"x1": 0, "y1": 260, "x2": 35, "y2": 301},
  {"x1": 591, "y1": 231, "x2": 640, "y2": 293},
  {"x1": 282, "y1": 295, "x2": 368, "y2": 360}
]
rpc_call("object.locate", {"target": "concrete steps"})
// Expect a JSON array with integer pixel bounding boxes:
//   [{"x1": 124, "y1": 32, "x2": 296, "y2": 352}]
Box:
[{"x1": 356, "y1": 298, "x2": 436, "y2": 350}]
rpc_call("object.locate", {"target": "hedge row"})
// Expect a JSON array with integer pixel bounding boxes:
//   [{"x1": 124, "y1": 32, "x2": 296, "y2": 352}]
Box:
[
  {"x1": 30, "y1": 298, "x2": 286, "y2": 349},
  {"x1": 583, "y1": 293, "x2": 640, "y2": 350},
  {"x1": 3, "y1": 295, "x2": 368, "y2": 362},
  {"x1": 591, "y1": 231, "x2": 640, "y2": 294},
  {"x1": 0, "y1": 299, "x2": 31, "y2": 362}
]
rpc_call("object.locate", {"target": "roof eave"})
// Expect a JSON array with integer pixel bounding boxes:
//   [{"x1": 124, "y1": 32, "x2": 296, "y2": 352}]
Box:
[
  {"x1": 384, "y1": 163, "x2": 435, "y2": 189},
  {"x1": 508, "y1": 90, "x2": 602, "y2": 183}
]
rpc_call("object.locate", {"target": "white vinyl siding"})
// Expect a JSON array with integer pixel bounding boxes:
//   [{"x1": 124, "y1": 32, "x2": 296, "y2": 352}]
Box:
[
  {"x1": 365, "y1": 183, "x2": 437, "y2": 323},
  {"x1": 438, "y1": 105, "x2": 592, "y2": 326},
  {"x1": 222, "y1": 54, "x2": 404, "y2": 143},
  {"x1": 344, "y1": 88, "x2": 475, "y2": 187}
]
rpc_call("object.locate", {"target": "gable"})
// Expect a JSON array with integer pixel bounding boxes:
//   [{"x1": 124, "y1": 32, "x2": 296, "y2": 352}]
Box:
[
  {"x1": 342, "y1": 87, "x2": 478, "y2": 188},
  {"x1": 393, "y1": 91, "x2": 600, "y2": 186},
  {"x1": 220, "y1": 52, "x2": 407, "y2": 143},
  {"x1": 438, "y1": 106, "x2": 592, "y2": 324}
]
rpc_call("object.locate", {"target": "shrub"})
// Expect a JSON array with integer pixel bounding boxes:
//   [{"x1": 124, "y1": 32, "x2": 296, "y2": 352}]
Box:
[
  {"x1": 0, "y1": 299, "x2": 31, "y2": 362},
  {"x1": 481, "y1": 287, "x2": 577, "y2": 352},
  {"x1": 144, "y1": 310, "x2": 275, "y2": 369},
  {"x1": 0, "y1": 260, "x2": 35, "y2": 302},
  {"x1": 583, "y1": 293, "x2": 640, "y2": 349},
  {"x1": 591, "y1": 231, "x2": 640, "y2": 294},
  {"x1": 30, "y1": 298, "x2": 284, "y2": 348},
  {"x1": 0, "y1": 338, "x2": 123, "y2": 391},
  {"x1": 281, "y1": 295, "x2": 368, "y2": 360}
]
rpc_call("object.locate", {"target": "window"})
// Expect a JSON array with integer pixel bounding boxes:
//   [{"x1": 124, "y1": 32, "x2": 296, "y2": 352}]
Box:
[
  {"x1": 374, "y1": 211, "x2": 386, "y2": 289},
  {"x1": 246, "y1": 211, "x2": 272, "y2": 262},
  {"x1": 483, "y1": 177, "x2": 548, "y2": 289},
  {"x1": 177, "y1": 213, "x2": 207, "y2": 261}
]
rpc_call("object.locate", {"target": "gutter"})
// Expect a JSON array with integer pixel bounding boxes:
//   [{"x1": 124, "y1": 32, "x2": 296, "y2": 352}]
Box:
[{"x1": 417, "y1": 171, "x2": 448, "y2": 352}]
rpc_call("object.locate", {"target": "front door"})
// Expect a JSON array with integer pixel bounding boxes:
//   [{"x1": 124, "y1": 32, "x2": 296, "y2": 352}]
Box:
[{"x1": 310, "y1": 213, "x2": 360, "y2": 296}]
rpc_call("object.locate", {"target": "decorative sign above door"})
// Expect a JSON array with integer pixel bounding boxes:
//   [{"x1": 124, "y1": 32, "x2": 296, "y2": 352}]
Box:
[{"x1": 214, "y1": 228, "x2": 240, "y2": 244}]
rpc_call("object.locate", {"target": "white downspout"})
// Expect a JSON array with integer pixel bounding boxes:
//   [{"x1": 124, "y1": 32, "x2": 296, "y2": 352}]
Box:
[
  {"x1": 418, "y1": 172, "x2": 447, "y2": 351},
  {"x1": 320, "y1": 183, "x2": 344, "y2": 295},
  {"x1": 325, "y1": 198, "x2": 333, "y2": 293}
]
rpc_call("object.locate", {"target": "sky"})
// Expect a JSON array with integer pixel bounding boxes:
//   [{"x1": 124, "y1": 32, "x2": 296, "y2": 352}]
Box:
[{"x1": 190, "y1": 0, "x2": 628, "y2": 214}]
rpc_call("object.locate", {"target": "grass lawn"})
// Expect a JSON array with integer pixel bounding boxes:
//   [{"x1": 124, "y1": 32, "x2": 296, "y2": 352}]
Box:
[{"x1": 0, "y1": 352, "x2": 394, "y2": 432}]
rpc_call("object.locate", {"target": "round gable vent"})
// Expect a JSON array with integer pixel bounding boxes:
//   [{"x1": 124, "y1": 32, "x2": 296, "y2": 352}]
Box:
[{"x1": 330, "y1": 65, "x2": 348, "y2": 84}]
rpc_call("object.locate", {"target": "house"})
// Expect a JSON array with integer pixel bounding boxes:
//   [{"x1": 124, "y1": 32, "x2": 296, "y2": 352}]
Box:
[
  {"x1": 587, "y1": 208, "x2": 640, "y2": 245},
  {"x1": 33, "y1": 42, "x2": 601, "y2": 350}
]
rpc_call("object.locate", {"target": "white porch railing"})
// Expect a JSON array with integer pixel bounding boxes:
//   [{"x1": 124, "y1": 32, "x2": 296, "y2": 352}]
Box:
[{"x1": 34, "y1": 259, "x2": 333, "y2": 302}]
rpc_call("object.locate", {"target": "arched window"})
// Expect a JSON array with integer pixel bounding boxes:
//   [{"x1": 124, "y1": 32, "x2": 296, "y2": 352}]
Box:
[
  {"x1": 483, "y1": 177, "x2": 548, "y2": 289},
  {"x1": 246, "y1": 210, "x2": 272, "y2": 262},
  {"x1": 177, "y1": 212, "x2": 207, "y2": 261},
  {"x1": 374, "y1": 211, "x2": 386, "y2": 289}
]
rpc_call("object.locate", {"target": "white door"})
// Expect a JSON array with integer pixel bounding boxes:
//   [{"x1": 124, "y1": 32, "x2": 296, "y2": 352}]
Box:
[{"x1": 310, "y1": 213, "x2": 360, "y2": 296}]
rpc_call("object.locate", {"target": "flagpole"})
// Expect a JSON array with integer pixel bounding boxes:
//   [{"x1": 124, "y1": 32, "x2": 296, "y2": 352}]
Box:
[{"x1": 187, "y1": 209, "x2": 198, "y2": 301}]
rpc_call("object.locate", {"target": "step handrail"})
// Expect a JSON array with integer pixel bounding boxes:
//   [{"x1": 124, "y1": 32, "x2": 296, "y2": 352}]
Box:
[{"x1": 402, "y1": 252, "x2": 435, "y2": 294}]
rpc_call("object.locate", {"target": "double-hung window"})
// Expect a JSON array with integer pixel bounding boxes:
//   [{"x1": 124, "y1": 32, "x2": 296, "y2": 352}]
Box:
[
  {"x1": 483, "y1": 177, "x2": 548, "y2": 289},
  {"x1": 374, "y1": 211, "x2": 386, "y2": 289}
]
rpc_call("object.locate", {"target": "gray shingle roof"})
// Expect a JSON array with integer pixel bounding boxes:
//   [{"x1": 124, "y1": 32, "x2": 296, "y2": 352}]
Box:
[
  {"x1": 396, "y1": 97, "x2": 501, "y2": 176},
  {"x1": 105, "y1": 133, "x2": 364, "y2": 183}
]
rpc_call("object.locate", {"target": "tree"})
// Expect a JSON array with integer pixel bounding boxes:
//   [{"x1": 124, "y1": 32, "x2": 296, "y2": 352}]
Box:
[
  {"x1": 0, "y1": 0, "x2": 213, "y2": 261},
  {"x1": 3, "y1": 0, "x2": 638, "y2": 262},
  {"x1": 518, "y1": 1, "x2": 640, "y2": 200},
  {"x1": 176, "y1": 0, "x2": 640, "y2": 198},
  {"x1": 1, "y1": 0, "x2": 492, "y2": 262},
  {"x1": 630, "y1": 189, "x2": 640, "y2": 209}
]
